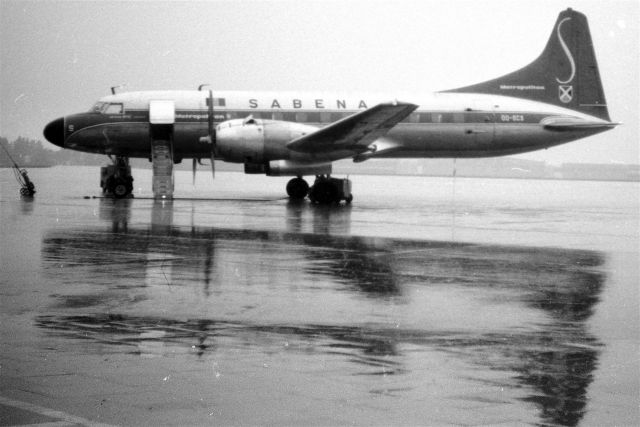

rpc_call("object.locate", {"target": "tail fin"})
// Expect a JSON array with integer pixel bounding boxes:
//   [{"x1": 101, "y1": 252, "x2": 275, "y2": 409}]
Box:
[{"x1": 445, "y1": 9, "x2": 610, "y2": 121}]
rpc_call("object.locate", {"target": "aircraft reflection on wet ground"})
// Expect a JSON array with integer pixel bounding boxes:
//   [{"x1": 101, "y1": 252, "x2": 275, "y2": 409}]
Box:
[{"x1": 34, "y1": 199, "x2": 607, "y2": 426}]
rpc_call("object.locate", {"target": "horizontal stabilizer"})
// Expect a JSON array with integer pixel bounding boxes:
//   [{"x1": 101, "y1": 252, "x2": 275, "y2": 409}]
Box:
[{"x1": 540, "y1": 116, "x2": 619, "y2": 131}]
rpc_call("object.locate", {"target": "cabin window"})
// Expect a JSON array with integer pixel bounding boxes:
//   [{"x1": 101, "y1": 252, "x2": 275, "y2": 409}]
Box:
[
  {"x1": 295, "y1": 112, "x2": 308, "y2": 122},
  {"x1": 104, "y1": 103, "x2": 124, "y2": 114},
  {"x1": 419, "y1": 114, "x2": 431, "y2": 123},
  {"x1": 402, "y1": 113, "x2": 419, "y2": 123},
  {"x1": 320, "y1": 112, "x2": 332, "y2": 123},
  {"x1": 306, "y1": 112, "x2": 321, "y2": 123},
  {"x1": 332, "y1": 112, "x2": 347, "y2": 121},
  {"x1": 283, "y1": 112, "x2": 296, "y2": 121},
  {"x1": 431, "y1": 113, "x2": 443, "y2": 123},
  {"x1": 453, "y1": 113, "x2": 465, "y2": 123},
  {"x1": 272, "y1": 112, "x2": 283, "y2": 120}
]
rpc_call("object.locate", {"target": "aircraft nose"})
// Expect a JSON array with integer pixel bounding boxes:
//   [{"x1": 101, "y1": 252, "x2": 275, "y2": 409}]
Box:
[{"x1": 44, "y1": 117, "x2": 65, "y2": 147}]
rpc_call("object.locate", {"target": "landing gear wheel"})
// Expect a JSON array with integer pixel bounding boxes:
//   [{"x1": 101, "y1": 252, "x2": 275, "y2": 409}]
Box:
[
  {"x1": 101, "y1": 156, "x2": 134, "y2": 198},
  {"x1": 108, "y1": 177, "x2": 133, "y2": 199},
  {"x1": 112, "y1": 179, "x2": 130, "y2": 199},
  {"x1": 286, "y1": 177, "x2": 309, "y2": 200},
  {"x1": 309, "y1": 176, "x2": 352, "y2": 205},
  {"x1": 309, "y1": 180, "x2": 338, "y2": 205}
]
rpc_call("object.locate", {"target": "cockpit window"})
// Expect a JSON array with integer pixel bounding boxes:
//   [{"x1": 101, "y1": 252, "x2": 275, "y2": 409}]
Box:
[
  {"x1": 89, "y1": 102, "x2": 123, "y2": 114},
  {"x1": 104, "y1": 103, "x2": 124, "y2": 114},
  {"x1": 90, "y1": 102, "x2": 107, "y2": 113}
]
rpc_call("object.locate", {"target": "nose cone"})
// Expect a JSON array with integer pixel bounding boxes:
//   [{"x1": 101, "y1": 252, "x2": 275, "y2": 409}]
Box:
[{"x1": 44, "y1": 117, "x2": 65, "y2": 147}]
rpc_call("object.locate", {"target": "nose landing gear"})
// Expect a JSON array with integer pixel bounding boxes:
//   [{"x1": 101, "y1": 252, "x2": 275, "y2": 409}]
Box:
[{"x1": 101, "y1": 156, "x2": 134, "y2": 198}]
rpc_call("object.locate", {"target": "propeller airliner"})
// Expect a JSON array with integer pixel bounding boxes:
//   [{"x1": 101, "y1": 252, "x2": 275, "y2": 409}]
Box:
[{"x1": 44, "y1": 9, "x2": 616, "y2": 203}]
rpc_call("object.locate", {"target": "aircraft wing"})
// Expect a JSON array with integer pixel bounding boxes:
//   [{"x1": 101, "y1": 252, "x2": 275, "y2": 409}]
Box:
[{"x1": 287, "y1": 101, "x2": 418, "y2": 154}]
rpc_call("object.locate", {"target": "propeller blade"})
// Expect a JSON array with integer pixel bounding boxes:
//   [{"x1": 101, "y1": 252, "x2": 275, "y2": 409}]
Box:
[
  {"x1": 210, "y1": 152, "x2": 215, "y2": 179},
  {"x1": 207, "y1": 89, "x2": 216, "y2": 180},
  {"x1": 192, "y1": 158, "x2": 197, "y2": 185}
]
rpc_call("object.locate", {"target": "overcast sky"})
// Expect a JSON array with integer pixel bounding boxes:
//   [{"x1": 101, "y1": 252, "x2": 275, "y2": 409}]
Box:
[{"x1": 1, "y1": 0, "x2": 638, "y2": 164}]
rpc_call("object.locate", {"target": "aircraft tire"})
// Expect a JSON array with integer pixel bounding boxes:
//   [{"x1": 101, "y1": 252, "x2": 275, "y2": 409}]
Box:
[
  {"x1": 112, "y1": 178, "x2": 131, "y2": 199},
  {"x1": 309, "y1": 181, "x2": 338, "y2": 205},
  {"x1": 286, "y1": 178, "x2": 309, "y2": 200}
]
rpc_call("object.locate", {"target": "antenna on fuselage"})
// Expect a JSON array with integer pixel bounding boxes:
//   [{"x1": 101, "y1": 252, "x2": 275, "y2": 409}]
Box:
[{"x1": 110, "y1": 84, "x2": 126, "y2": 95}]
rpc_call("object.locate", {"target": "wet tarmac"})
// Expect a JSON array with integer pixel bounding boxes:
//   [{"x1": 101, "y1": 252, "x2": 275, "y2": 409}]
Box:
[{"x1": 1, "y1": 166, "x2": 639, "y2": 426}]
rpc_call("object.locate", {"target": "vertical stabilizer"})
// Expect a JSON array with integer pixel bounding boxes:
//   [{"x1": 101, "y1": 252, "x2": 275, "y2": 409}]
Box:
[{"x1": 445, "y1": 9, "x2": 610, "y2": 121}]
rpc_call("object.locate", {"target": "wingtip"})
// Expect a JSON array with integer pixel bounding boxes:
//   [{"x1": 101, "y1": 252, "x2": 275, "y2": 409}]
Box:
[
  {"x1": 403, "y1": 102, "x2": 420, "y2": 112},
  {"x1": 385, "y1": 100, "x2": 419, "y2": 110}
]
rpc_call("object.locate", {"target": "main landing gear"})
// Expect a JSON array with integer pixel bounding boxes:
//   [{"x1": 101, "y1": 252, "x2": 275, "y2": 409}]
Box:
[
  {"x1": 100, "y1": 156, "x2": 134, "y2": 198},
  {"x1": 286, "y1": 177, "x2": 310, "y2": 200},
  {"x1": 286, "y1": 175, "x2": 352, "y2": 205}
]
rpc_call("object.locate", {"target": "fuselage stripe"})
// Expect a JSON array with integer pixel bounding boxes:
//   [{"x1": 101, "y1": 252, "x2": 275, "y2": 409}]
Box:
[{"x1": 81, "y1": 109, "x2": 547, "y2": 125}]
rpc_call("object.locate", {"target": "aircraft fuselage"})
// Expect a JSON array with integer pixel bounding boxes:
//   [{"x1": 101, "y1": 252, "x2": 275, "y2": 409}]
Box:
[
  {"x1": 41, "y1": 9, "x2": 617, "y2": 201},
  {"x1": 49, "y1": 90, "x2": 612, "y2": 163}
]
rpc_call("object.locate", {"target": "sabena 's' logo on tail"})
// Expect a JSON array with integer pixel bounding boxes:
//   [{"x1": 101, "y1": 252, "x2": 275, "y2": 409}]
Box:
[
  {"x1": 556, "y1": 17, "x2": 575, "y2": 103},
  {"x1": 446, "y1": 9, "x2": 610, "y2": 121}
]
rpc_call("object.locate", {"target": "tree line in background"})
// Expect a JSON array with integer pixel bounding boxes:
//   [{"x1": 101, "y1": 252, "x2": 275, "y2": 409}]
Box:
[
  {"x1": 1, "y1": 135, "x2": 638, "y2": 181},
  {"x1": 0, "y1": 136, "x2": 104, "y2": 167},
  {"x1": 0, "y1": 136, "x2": 239, "y2": 171}
]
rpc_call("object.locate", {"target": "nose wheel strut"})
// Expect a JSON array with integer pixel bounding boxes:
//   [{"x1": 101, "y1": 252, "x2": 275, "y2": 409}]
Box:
[{"x1": 100, "y1": 156, "x2": 134, "y2": 198}]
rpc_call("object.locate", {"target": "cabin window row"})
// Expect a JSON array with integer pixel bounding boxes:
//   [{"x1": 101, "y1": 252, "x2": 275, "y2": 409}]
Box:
[
  {"x1": 90, "y1": 104, "x2": 487, "y2": 124},
  {"x1": 220, "y1": 111, "x2": 471, "y2": 124}
]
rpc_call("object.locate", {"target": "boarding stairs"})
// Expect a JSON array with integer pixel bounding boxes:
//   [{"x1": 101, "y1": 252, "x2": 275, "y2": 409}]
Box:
[
  {"x1": 151, "y1": 140, "x2": 174, "y2": 199},
  {"x1": 149, "y1": 100, "x2": 176, "y2": 200}
]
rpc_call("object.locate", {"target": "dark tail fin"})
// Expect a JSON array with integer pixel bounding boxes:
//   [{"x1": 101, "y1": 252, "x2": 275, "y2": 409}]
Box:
[{"x1": 445, "y1": 9, "x2": 610, "y2": 121}]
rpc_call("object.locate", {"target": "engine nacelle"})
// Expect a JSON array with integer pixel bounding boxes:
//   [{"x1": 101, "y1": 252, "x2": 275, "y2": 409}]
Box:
[
  {"x1": 215, "y1": 118, "x2": 265, "y2": 164},
  {"x1": 216, "y1": 118, "x2": 318, "y2": 164},
  {"x1": 266, "y1": 160, "x2": 332, "y2": 177}
]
